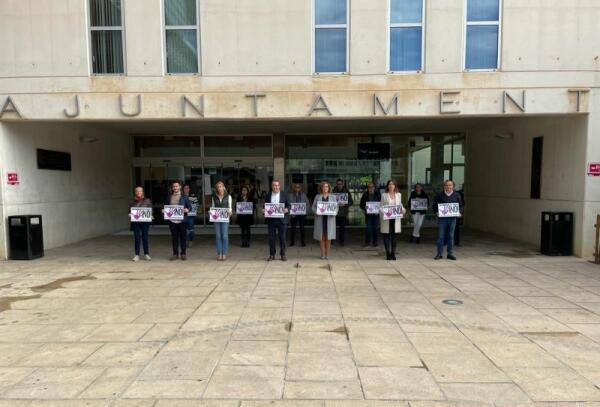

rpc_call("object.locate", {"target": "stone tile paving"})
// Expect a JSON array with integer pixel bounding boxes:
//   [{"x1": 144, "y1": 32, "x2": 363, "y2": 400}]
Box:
[{"x1": 0, "y1": 230, "x2": 599, "y2": 406}]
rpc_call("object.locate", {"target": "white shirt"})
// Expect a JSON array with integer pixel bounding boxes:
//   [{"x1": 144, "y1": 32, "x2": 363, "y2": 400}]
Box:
[
  {"x1": 270, "y1": 192, "x2": 280, "y2": 203},
  {"x1": 444, "y1": 190, "x2": 453, "y2": 197}
]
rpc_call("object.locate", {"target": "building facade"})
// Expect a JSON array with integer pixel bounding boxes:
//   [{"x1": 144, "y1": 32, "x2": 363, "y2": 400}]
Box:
[{"x1": 0, "y1": 0, "x2": 599, "y2": 258}]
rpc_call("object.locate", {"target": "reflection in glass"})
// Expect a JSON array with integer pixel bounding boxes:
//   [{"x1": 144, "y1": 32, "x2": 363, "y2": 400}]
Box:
[
  {"x1": 315, "y1": 0, "x2": 347, "y2": 25},
  {"x1": 466, "y1": 25, "x2": 499, "y2": 69},
  {"x1": 390, "y1": 27, "x2": 422, "y2": 71},
  {"x1": 166, "y1": 30, "x2": 198, "y2": 74},
  {"x1": 165, "y1": 0, "x2": 197, "y2": 26},
  {"x1": 391, "y1": 0, "x2": 422, "y2": 24},
  {"x1": 315, "y1": 28, "x2": 347, "y2": 73},
  {"x1": 467, "y1": 0, "x2": 499, "y2": 22}
]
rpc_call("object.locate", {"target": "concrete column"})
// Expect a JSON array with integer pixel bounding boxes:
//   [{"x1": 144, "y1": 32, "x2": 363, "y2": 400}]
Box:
[
  {"x1": 0, "y1": 123, "x2": 6, "y2": 260},
  {"x1": 273, "y1": 133, "x2": 285, "y2": 189}
]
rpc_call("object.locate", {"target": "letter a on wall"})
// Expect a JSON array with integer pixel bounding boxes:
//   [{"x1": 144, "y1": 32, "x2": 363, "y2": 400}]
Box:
[{"x1": 0, "y1": 97, "x2": 22, "y2": 119}]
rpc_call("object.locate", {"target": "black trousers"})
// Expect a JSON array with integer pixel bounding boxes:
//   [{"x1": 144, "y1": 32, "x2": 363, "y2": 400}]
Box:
[
  {"x1": 169, "y1": 222, "x2": 187, "y2": 255},
  {"x1": 240, "y1": 225, "x2": 251, "y2": 245},
  {"x1": 290, "y1": 216, "x2": 306, "y2": 245},
  {"x1": 383, "y1": 219, "x2": 397, "y2": 257},
  {"x1": 336, "y1": 216, "x2": 348, "y2": 244},
  {"x1": 268, "y1": 221, "x2": 286, "y2": 256}
]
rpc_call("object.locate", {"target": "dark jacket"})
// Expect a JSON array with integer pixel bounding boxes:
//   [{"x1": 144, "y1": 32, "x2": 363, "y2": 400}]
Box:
[
  {"x1": 333, "y1": 186, "x2": 353, "y2": 218},
  {"x1": 264, "y1": 191, "x2": 290, "y2": 224},
  {"x1": 359, "y1": 190, "x2": 381, "y2": 216},
  {"x1": 432, "y1": 191, "x2": 464, "y2": 216},
  {"x1": 408, "y1": 190, "x2": 430, "y2": 214},
  {"x1": 236, "y1": 195, "x2": 256, "y2": 226}
]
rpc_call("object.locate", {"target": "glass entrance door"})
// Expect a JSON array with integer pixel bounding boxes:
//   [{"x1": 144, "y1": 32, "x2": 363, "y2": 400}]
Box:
[{"x1": 202, "y1": 159, "x2": 273, "y2": 225}]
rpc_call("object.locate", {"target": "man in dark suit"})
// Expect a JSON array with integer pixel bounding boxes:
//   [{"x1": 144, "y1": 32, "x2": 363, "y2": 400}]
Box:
[{"x1": 263, "y1": 180, "x2": 290, "y2": 261}]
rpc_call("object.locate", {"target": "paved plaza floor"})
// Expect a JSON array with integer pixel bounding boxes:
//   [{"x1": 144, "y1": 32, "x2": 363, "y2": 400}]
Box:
[{"x1": 1, "y1": 229, "x2": 600, "y2": 406}]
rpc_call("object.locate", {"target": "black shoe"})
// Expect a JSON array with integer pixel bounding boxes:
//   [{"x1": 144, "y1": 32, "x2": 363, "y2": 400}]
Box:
[
  {"x1": 447, "y1": 255, "x2": 457, "y2": 260},
  {"x1": 386, "y1": 254, "x2": 391, "y2": 260},
  {"x1": 416, "y1": 237, "x2": 421, "y2": 244},
  {"x1": 391, "y1": 254, "x2": 397, "y2": 260},
  {"x1": 434, "y1": 255, "x2": 443, "y2": 260},
  {"x1": 281, "y1": 255, "x2": 287, "y2": 262},
  {"x1": 409, "y1": 236, "x2": 414, "y2": 243},
  {"x1": 267, "y1": 255, "x2": 275, "y2": 261}
]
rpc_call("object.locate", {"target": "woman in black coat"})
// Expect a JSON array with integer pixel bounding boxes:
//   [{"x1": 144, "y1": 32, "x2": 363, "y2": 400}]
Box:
[{"x1": 236, "y1": 185, "x2": 256, "y2": 247}]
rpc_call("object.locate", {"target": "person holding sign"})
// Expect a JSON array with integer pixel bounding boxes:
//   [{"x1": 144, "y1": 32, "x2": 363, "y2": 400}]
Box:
[
  {"x1": 129, "y1": 186, "x2": 153, "y2": 262},
  {"x1": 183, "y1": 185, "x2": 199, "y2": 248},
  {"x1": 433, "y1": 180, "x2": 464, "y2": 261},
  {"x1": 264, "y1": 180, "x2": 290, "y2": 261},
  {"x1": 408, "y1": 183, "x2": 429, "y2": 244},
  {"x1": 236, "y1": 186, "x2": 255, "y2": 248},
  {"x1": 211, "y1": 181, "x2": 232, "y2": 261},
  {"x1": 359, "y1": 181, "x2": 381, "y2": 247},
  {"x1": 163, "y1": 181, "x2": 192, "y2": 261},
  {"x1": 288, "y1": 183, "x2": 310, "y2": 247},
  {"x1": 333, "y1": 179, "x2": 353, "y2": 246},
  {"x1": 380, "y1": 179, "x2": 406, "y2": 260},
  {"x1": 312, "y1": 181, "x2": 338, "y2": 259}
]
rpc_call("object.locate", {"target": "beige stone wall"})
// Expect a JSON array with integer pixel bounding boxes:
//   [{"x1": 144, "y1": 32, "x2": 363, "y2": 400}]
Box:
[
  {"x1": 0, "y1": 122, "x2": 132, "y2": 259},
  {"x1": 465, "y1": 115, "x2": 589, "y2": 256},
  {"x1": 1, "y1": 0, "x2": 599, "y2": 77}
]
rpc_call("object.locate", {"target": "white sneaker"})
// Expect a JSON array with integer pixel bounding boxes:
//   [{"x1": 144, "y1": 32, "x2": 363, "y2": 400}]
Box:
[
  {"x1": 132, "y1": 255, "x2": 140, "y2": 262},
  {"x1": 144, "y1": 254, "x2": 152, "y2": 261}
]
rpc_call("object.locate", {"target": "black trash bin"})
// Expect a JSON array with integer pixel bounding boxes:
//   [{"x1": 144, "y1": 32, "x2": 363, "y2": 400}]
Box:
[
  {"x1": 9, "y1": 215, "x2": 44, "y2": 260},
  {"x1": 541, "y1": 212, "x2": 573, "y2": 256}
]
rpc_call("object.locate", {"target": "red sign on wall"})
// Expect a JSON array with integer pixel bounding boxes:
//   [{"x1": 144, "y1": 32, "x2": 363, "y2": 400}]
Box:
[
  {"x1": 588, "y1": 163, "x2": 600, "y2": 177},
  {"x1": 6, "y1": 172, "x2": 19, "y2": 185}
]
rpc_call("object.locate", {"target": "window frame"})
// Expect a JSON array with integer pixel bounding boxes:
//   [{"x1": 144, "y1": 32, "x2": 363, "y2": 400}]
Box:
[
  {"x1": 387, "y1": 0, "x2": 426, "y2": 74},
  {"x1": 87, "y1": 0, "x2": 127, "y2": 76},
  {"x1": 463, "y1": 0, "x2": 502, "y2": 72},
  {"x1": 312, "y1": 0, "x2": 350, "y2": 75},
  {"x1": 161, "y1": 0, "x2": 202, "y2": 75}
]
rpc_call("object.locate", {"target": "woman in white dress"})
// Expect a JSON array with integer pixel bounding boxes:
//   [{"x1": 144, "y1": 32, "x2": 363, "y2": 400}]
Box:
[{"x1": 380, "y1": 179, "x2": 406, "y2": 260}]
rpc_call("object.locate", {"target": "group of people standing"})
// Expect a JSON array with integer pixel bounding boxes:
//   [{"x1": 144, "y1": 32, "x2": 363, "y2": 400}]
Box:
[{"x1": 129, "y1": 178, "x2": 463, "y2": 262}]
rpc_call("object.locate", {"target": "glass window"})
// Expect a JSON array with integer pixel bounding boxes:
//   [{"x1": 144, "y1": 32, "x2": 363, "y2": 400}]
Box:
[
  {"x1": 314, "y1": 0, "x2": 348, "y2": 73},
  {"x1": 316, "y1": 0, "x2": 347, "y2": 24},
  {"x1": 391, "y1": 0, "x2": 422, "y2": 24},
  {"x1": 89, "y1": 0, "x2": 124, "y2": 74},
  {"x1": 390, "y1": 27, "x2": 422, "y2": 71},
  {"x1": 389, "y1": 0, "x2": 423, "y2": 72},
  {"x1": 164, "y1": 0, "x2": 199, "y2": 74},
  {"x1": 467, "y1": 0, "x2": 499, "y2": 21},
  {"x1": 465, "y1": 0, "x2": 500, "y2": 70},
  {"x1": 315, "y1": 29, "x2": 347, "y2": 73}
]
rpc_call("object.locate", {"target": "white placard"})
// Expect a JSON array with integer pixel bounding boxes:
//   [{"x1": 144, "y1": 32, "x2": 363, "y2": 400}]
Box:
[
  {"x1": 264, "y1": 203, "x2": 285, "y2": 218},
  {"x1": 437, "y1": 202, "x2": 461, "y2": 218},
  {"x1": 333, "y1": 193, "x2": 349, "y2": 205},
  {"x1": 410, "y1": 198, "x2": 428, "y2": 211},
  {"x1": 382, "y1": 205, "x2": 404, "y2": 220},
  {"x1": 290, "y1": 202, "x2": 307, "y2": 215},
  {"x1": 188, "y1": 203, "x2": 199, "y2": 217},
  {"x1": 236, "y1": 202, "x2": 254, "y2": 215},
  {"x1": 316, "y1": 201, "x2": 339, "y2": 216},
  {"x1": 130, "y1": 207, "x2": 152, "y2": 223},
  {"x1": 365, "y1": 201, "x2": 380, "y2": 215},
  {"x1": 163, "y1": 205, "x2": 184, "y2": 221},
  {"x1": 209, "y1": 207, "x2": 230, "y2": 222}
]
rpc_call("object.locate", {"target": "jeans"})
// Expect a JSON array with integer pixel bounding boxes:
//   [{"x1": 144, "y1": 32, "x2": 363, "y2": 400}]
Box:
[
  {"x1": 290, "y1": 215, "x2": 306, "y2": 245},
  {"x1": 214, "y1": 222, "x2": 229, "y2": 255},
  {"x1": 169, "y1": 222, "x2": 187, "y2": 255},
  {"x1": 383, "y1": 219, "x2": 397, "y2": 257},
  {"x1": 268, "y1": 221, "x2": 286, "y2": 256},
  {"x1": 132, "y1": 223, "x2": 150, "y2": 255},
  {"x1": 437, "y1": 218, "x2": 457, "y2": 256},
  {"x1": 186, "y1": 216, "x2": 195, "y2": 241},
  {"x1": 412, "y1": 213, "x2": 425, "y2": 238},
  {"x1": 336, "y1": 216, "x2": 347, "y2": 244},
  {"x1": 365, "y1": 215, "x2": 379, "y2": 245}
]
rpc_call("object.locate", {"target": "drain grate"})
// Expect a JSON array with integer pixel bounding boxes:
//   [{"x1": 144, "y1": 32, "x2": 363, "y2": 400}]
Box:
[{"x1": 442, "y1": 299, "x2": 463, "y2": 305}]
